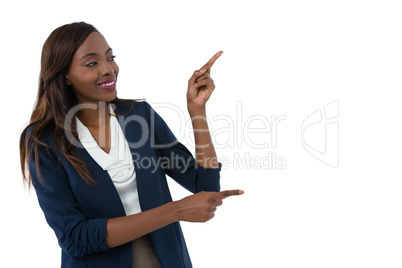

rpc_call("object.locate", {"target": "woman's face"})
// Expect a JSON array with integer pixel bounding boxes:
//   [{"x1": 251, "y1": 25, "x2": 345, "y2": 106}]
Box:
[{"x1": 65, "y1": 32, "x2": 119, "y2": 104}]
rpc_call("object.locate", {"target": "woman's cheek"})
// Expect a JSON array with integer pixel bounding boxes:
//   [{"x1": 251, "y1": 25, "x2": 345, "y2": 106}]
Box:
[{"x1": 83, "y1": 72, "x2": 98, "y2": 86}]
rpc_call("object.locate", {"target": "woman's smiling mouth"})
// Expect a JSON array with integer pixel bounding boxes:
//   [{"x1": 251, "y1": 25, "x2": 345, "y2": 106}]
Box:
[{"x1": 98, "y1": 78, "x2": 116, "y2": 89}]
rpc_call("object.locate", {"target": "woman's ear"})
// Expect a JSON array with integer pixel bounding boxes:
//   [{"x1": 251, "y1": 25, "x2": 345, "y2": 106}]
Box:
[{"x1": 65, "y1": 75, "x2": 72, "y2": 86}]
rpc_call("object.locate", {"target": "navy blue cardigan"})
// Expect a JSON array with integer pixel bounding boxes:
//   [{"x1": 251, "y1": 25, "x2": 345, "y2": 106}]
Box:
[{"x1": 28, "y1": 100, "x2": 222, "y2": 268}]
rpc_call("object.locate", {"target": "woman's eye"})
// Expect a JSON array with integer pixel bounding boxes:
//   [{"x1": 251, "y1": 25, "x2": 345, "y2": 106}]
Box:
[
  {"x1": 85, "y1": 55, "x2": 115, "y2": 67},
  {"x1": 86, "y1": 62, "x2": 97, "y2": 67}
]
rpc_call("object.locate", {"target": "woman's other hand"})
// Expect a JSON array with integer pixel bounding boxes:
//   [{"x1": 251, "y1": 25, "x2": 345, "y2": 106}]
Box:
[
  {"x1": 187, "y1": 51, "x2": 223, "y2": 111},
  {"x1": 173, "y1": 190, "x2": 244, "y2": 223}
]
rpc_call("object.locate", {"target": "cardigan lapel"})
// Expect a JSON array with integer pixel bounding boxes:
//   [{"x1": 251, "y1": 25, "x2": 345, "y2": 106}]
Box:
[{"x1": 112, "y1": 101, "x2": 157, "y2": 212}]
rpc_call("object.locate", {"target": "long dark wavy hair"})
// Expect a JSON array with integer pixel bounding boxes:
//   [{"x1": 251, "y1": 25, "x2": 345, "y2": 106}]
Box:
[{"x1": 19, "y1": 21, "x2": 141, "y2": 187}]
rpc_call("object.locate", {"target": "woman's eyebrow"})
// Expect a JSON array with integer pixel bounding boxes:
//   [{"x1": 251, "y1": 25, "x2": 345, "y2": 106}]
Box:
[{"x1": 79, "y1": 47, "x2": 112, "y2": 61}]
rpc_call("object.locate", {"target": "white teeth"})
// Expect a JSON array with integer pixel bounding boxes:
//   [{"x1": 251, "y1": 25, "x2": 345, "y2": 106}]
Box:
[{"x1": 100, "y1": 80, "x2": 115, "y2": 86}]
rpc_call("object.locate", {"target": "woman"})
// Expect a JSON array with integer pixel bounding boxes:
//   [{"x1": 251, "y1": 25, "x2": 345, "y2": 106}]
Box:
[{"x1": 19, "y1": 21, "x2": 243, "y2": 268}]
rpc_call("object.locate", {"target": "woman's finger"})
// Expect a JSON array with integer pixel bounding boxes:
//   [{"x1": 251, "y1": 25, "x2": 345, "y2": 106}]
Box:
[
  {"x1": 196, "y1": 72, "x2": 211, "y2": 83},
  {"x1": 195, "y1": 79, "x2": 214, "y2": 90},
  {"x1": 211, "y1": 198, "x2": 223, "y2": 207},
  {"x1": 199, "y1": 51, "x2": 223, "y2": 74},
  {"x1": 195, "y1": 75, "x2": 212, "y2": 84},
  {"x1": 188, "y1": 69, "x2": 207, "y2": 86},
  {"x1": 218, "y1": 190, "x2": 245, "y2": 199}
]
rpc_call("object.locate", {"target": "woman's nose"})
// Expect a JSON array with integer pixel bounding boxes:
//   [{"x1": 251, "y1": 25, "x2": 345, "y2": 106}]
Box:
[{"x1": 101, "y1": 60, "x2": 115, "y2": 76}]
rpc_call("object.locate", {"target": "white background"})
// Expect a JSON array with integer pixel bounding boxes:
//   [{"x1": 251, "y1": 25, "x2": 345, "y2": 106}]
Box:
[{"x1": 1, "y1": 0, "x2": 402, "y2": 267}]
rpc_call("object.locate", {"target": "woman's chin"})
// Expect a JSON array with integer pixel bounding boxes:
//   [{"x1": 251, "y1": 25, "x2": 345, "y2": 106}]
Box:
[{"x1": 103, "y1": 90, "x2": 118, "y2": 102}]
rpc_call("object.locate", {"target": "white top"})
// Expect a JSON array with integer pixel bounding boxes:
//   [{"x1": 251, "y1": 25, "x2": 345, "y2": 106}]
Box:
[{"x1": 75, "y1": 104, "x2": 142, "y2": 216}]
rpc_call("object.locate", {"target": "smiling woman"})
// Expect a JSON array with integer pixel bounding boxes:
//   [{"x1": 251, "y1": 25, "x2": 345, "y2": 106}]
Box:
[{"x1": 19, "y1": 21, "x2": 243, "y2": 268}]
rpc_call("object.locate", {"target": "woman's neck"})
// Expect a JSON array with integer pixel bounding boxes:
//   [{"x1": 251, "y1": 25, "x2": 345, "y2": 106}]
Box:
[{"x1": 76, "y1": 101, "x2": 110, "y2": 129}]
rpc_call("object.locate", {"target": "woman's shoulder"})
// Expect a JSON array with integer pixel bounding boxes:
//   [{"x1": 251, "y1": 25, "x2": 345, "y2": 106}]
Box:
[
  {"x1": 25, "y1": 123, "x2": 55, "y2": 147},
  {"x1": 23, "y1": 125, "x2": 61, "y2": 170},
  {"x1": 112, "y1": 98, "x2": 154, "y2": 118}
]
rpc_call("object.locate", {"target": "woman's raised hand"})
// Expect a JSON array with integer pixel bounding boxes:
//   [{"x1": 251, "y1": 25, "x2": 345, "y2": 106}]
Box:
[
  {"x1": 187, "y1": 51, "x2": 223, "y2": 109},
  {"x1": 174, "y1": 190, "x2": 244, "y2": 223}
]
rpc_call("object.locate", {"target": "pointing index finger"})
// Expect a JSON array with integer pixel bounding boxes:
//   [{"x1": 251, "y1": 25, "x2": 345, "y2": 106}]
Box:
[
  {"x1": 199, "y1": 51, "x2": 223, "y2": 74},
  {"x1": 219, "y1": 189, "x2": 245, "y2": 199}
]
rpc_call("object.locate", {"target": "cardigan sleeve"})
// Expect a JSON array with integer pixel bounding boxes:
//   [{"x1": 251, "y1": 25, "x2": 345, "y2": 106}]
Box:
[
  {"x1": 28, "y1": 136, "x2": 110, "y2": 258},
  {"x1": 143, "y1": 101, "x2": 221, "y2": 193}
]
